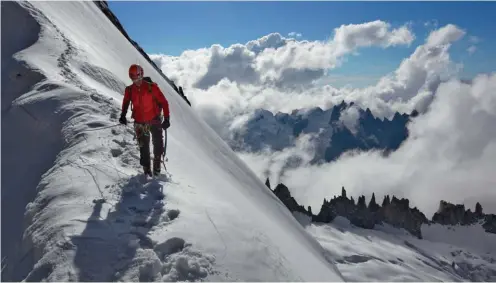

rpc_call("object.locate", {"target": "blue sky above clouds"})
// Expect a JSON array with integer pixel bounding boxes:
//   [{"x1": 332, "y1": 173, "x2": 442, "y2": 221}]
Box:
[{"x1": 110, "y1": 1, "x2": 495, "y2": 87}]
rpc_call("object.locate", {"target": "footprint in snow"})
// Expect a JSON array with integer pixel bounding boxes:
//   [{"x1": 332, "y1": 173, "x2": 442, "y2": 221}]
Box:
[
  {"x1": 89, "y1": 93, "x2": 104, "y2": 103},
  {"x1": 110, "y1": 148, "x2": 123, "y2": 158},
  {"x1": 166, "y1": 209, "x2": 180, "y2": 221},
  {"x1": 153, "y1": 238, "x2": 217, "y2": 281},
  {"x1": 112, "y1": 139, "x2": 129, "y2": 148},
  {"x1": 86, "y1": 121, "x2": 106, "y2": 129},
  {"x1": 154, "y1": 237, "x2": 185, "y2": 258}
]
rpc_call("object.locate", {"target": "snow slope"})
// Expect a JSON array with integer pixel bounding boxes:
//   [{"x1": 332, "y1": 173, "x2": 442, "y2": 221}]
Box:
[
  {"x1": 301, "y1": 215, "x2": 496, "y2": 281},
  {"x1": 1, "y1": 1, "x2": 343, "y2": 281}
]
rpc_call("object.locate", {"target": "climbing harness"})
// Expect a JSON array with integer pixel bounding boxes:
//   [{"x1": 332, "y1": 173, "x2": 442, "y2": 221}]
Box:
[{"x1": 132, "y1": 120, "x2": 167, "y2": 171}]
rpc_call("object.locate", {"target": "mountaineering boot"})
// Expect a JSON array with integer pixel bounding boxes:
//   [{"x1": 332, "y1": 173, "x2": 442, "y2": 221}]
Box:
[{"x1": 143, "y1": 166, "x2": 152, "y2": 177}]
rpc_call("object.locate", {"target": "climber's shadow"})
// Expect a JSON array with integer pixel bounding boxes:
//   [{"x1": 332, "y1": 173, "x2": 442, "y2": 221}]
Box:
[
  {"x1": 113, "y1": 175, "x2": 165, "y2": 233},
  {"x1": 71, "y1": 175, "x2": 165, "y2": 281}
]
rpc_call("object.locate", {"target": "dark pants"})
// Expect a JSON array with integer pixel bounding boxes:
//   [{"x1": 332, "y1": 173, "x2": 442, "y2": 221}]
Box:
[{"x1": 134, "y1": 117, "x2": 163, "y2": 173}]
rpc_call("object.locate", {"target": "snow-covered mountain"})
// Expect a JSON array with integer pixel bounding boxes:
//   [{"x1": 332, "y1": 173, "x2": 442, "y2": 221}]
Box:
[
  {"x1": 1, "y1": 1, "x2": 343, "y2": 281},
  {"x1": 230, "y1": 101, "x2": 418, "y2": 163},
  {"x1": 269, "y1": 181, "x2": 496, "y2": 281},
  {"x1": 309, "y1": 217, "x2": 496, "y2": 281},
  {"x1": 2, "y1": 1, "x2": 495, "y2": 282}
]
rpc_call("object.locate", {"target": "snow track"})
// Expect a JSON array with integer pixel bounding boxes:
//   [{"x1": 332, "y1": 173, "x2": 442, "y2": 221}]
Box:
[{"x1": 2, "y1": 2, "x2": 344, "y2": 281}]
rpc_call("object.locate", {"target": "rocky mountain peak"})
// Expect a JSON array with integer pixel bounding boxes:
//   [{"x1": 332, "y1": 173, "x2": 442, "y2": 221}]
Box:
[
  {"x1": 265, "y1": 177, "x2": 271, "y2": 189},
  {"x1": 268, "y1": 179, "x2": 496, "y2": 238},
  {"x1": 368, "y1": 193, "x2": 380, "y2": 212}
]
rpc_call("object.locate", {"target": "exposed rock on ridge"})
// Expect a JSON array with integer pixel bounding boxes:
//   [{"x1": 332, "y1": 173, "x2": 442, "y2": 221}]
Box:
[
  {"x1": 433, "y1": 200, "x2": 496, "y2": 234},
  {"x1": 269, "y1": 180, "x2": 496, "y2": 238}
]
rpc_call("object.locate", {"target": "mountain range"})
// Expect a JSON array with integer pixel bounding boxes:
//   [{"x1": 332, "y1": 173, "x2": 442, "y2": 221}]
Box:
[{"x1": 230, "y1": 101, "x2": 420, "y2": 163}]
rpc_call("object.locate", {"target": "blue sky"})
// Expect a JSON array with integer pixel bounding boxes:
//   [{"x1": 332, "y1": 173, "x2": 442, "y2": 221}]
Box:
[{"x1": 109, "y1": 1, "x2": 496, "y2": 87}]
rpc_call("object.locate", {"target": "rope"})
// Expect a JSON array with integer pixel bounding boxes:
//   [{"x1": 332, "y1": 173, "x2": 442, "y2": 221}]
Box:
[{"x1": 205, "y1": 208, "x2": 228, "y2": 260}]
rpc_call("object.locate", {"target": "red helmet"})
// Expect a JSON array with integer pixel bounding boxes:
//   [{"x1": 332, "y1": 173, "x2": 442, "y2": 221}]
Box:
[{"x1": 129, "y1": 64, "x2": 144, "y2": 80}]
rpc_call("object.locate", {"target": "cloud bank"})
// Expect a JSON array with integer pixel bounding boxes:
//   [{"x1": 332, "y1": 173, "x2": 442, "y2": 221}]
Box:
[
  {"x1": 151, "y1": 21, "x2": 463, "y2": 137},
  {"x1": 151, "y1": 20, "x2": 414, "y2": 90},
  {"x1": 282, "y1": 73, "x2": 496, "y2": 216},
  {"x1": 150, "y1": 21, "x2": 496, "y2": 216}
]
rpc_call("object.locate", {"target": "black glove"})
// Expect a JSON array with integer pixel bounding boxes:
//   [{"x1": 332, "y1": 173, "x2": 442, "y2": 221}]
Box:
[
  {"x1": 162, "y1": 117, "x2": 170, "y2": 129},
  {"x1": 119, "y1": 114, "x2": 127, "y2": 125}
]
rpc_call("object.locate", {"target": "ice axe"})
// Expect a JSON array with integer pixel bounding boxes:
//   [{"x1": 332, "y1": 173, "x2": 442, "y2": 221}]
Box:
[
  {"x1": 163, "y1": 128, "x2": 168, "y2": 160},
  {"x1": 161, "y1": 128, "x2": 168, "y2": 172}
]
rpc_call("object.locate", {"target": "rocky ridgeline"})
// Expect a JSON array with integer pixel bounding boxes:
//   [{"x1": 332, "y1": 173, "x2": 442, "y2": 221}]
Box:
[
  {"x1": 267, "y1": 179, "x2": 496, "y2": 238},
  {"x1": 432, "y1": 200, "x2": 496, "y2": 234}
]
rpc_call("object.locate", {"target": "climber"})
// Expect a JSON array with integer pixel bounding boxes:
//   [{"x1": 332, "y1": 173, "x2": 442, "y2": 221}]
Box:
[{"x1": 119, "y1": 64, "x2": 170, "y2": 176}]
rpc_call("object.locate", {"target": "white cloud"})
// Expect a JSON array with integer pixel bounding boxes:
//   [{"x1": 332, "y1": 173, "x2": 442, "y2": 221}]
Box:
[
  {"x1": 369, "y1": 24, "x2": 465, "y2": 104},
  {"x1": 152, "y1": 20, "x2": 414, "y2": 91},
  {"x1": 248, "y1": 73, "x2": 496, "y2": 217},
  {"x1": 237, "y1": 133, "x2": 317, "y2": 185},
  {"x1": 466, "y1": 36, "x2": 479, "y2": 56},
  {"x1": 332, "y1": 20, "x2": 415, "y2": 52},
  {"x1": 469, "y1": 35, "x2": 480, "y2": 44},
  {"x1": 425, "y1": 24, "x2": 465, "y2": 47},
  {"x1": 246, "y1": 33, "x2": 293, "y2": 54},
  {"x1": 149, "y1": 23, "x2": 496, "y2": 216},
  {"x1": 288, "y1": 32, "x2": 302, "y2": 38},
  {"x1": 254, "y1": 21, "x2": 414, "y2": 86},
  {"x1": 313, "y1": 73, "x2": 382, "y2": 88},
  {"x1": 339, "y1": 105, "x2": 361, "y2": 134},
  {"x1": 151, "y1": 23, "x2": 466, "y2": 142},
  {"x1": 468, "y1": 45, "x2": 477, "y2": 55},
  {"x1": 424, "y1": 20, "x2": 439, "y2": 29}
]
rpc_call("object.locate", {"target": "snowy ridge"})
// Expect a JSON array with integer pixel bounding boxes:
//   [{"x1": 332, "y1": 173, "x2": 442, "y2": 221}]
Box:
[{"x1": 2, "y1": 1, "x2": 343, "y2": 281}]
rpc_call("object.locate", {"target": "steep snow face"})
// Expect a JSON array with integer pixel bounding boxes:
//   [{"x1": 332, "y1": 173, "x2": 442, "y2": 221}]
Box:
[{"x1": 1, "y1": 1, "x2": 343, "y2": 281}]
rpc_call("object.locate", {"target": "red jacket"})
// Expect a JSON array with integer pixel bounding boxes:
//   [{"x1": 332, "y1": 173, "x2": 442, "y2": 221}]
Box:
[{"x1": 122, "y1": 82, "x2": 170, "y2": 123}]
